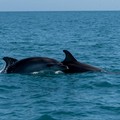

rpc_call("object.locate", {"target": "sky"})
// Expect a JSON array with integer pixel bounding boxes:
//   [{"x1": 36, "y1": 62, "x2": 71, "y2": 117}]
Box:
[{"x1": 0, "y1": 0, "x2": 120, "y2": 11}]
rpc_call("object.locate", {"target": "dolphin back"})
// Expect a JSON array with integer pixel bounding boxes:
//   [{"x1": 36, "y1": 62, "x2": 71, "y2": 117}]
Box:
[{"x1": 62, "y1": 50, "x2": 102, "y2": 73}]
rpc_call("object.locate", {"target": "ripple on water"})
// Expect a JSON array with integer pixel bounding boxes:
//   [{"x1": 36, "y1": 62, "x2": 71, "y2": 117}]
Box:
[{"x1": 36, "y1": 115, "x2": 57, "y2": 120}]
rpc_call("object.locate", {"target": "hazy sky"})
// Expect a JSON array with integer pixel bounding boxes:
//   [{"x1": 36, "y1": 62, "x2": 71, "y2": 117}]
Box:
[{"x1": 0, "y1": 0, "x2": 120, "y2": 11}]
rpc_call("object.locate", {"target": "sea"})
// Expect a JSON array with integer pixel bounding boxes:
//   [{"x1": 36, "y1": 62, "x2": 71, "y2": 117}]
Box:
[{"x1": 0, "y1": 11, "x2": 120, "y2": 120}]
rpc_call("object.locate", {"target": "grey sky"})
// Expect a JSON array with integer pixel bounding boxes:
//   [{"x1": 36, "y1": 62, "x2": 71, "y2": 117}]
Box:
[{"x1": 0, "y1": 0, "x2": 120, "y2": 11}]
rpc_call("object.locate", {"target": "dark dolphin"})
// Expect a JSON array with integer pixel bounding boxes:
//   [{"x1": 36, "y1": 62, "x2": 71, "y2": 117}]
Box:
[
  {"x1": 1, "y1": 57, "x2": 68, "y2": 74},
  {"x1": 62, "y1": 50, "x2": 103, "y2": 73}
]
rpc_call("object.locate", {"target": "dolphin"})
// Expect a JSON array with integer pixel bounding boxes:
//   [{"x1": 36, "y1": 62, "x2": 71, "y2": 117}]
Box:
[
  {"x1": 62, "y1": 50, "x2": 103, "y2": 73},
  {"x1": 0, "y1": 57, "x2": 18, "y2": 73},
  {"x1": 1, "y1": 57, "x2": 68, "y2": 74}
]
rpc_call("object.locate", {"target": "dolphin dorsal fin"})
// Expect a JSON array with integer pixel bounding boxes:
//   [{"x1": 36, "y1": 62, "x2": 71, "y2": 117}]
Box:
[
  {"x1": 3, "y1": 57, "x2": 18, "y2": 67},
  {"x1": 62, "y1": 50, "x2": 77, "y2": 63},
  {"x1": 1, "y1": 57, "x2": 18, "y2": 73}
]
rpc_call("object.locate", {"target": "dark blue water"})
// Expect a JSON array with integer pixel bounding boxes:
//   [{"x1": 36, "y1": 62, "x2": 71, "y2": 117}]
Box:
[{"x1": 0, "y1": 11, "x2": 120, "y2": 120}]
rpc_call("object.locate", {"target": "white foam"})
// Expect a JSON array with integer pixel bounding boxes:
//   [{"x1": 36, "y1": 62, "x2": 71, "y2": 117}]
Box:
[
  {"x1": 31, "y1": 70, "x2": 63, "y2": 75},
  {"x1": 55, "y1": 70, "x2": 63, "y2": 74},
  {"x1": 0, "y1": 65, "x2": 6, "y2": 73},
  {"x1": 31, "y1": 71, "x2": 40, "y2": 74}
]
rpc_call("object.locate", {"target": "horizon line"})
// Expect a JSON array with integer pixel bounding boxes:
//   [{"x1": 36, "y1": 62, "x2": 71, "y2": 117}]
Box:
[{"x1": 0, "y1": 10, "x2": 120, "y2": 12}]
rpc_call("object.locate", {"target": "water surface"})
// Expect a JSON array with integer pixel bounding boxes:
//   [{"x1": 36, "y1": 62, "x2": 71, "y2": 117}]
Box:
[{"x1": 0, "y1": 11, "x2": 120, "y2": 120}]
